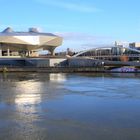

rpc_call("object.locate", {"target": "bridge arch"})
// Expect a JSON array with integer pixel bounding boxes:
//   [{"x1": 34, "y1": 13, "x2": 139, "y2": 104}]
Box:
[{"x1": 73, "y1": 46, "x2": 140, "y2": 61}]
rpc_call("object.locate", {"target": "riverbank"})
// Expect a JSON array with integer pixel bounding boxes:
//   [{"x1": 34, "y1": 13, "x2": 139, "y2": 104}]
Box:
[
  {"x1": 0, "y1": 67, "x2": 104, "y2": 73},
  {"x1": 0, "y1": 66, "x2": 140, "y2": 73}
]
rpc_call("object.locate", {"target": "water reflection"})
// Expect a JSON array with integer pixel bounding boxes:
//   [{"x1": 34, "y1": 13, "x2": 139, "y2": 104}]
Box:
[
  {"x1": 0, "y1": 73, "x2": 69, "y2": 140},
  {"x1": 0, "y1": 72, "x2": 67, "y2": 82},
  {"x1": 77, "y1": 72, "x2": 140, "y2": 78},
  {"x1": 0, "y1": 73, "x2": 140, "y2": 140},
  {"x1": 109, "y1": 72, "x2": 140, "y2": 78},
  {"x1": 49, "y1": 73, "x2": 66, "y2": 82},
  {"x1": 15, "y1": 94, "x2": 41, "y2": 105}
]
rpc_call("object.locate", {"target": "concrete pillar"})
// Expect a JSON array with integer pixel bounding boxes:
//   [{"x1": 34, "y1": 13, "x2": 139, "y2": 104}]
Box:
[
  {"x1": 49, "y1": 48, "x2": 55, "y2": 56},
  {"x1": 7, "y1": 48, "x2": 10, "y2": 56},
  {"x1": 0, "y1": 44, "x2": 2, "y2": 56},
  {"x1": 25, "y1": 51, "x2": 28, "y2": 57},
  {"x1": 27, "y1": 51, "x2": 30, "y2": 57},
  {"x1": 28, "y1": 51, "x2": 30, "y2": 57},
  {"x1": 0, "y1": 49, "x2": 2, "y2": 56},
  {"x1": 50, "y1": 50, "x2": 55, "y2": 56}
]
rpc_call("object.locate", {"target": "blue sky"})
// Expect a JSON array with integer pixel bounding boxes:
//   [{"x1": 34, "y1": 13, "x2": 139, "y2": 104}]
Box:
[{"x1": 0, "y1": 0, "x2": 140, "y2": 51}]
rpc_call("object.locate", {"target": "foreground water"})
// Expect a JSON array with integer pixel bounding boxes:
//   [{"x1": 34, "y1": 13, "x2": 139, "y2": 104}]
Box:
[{"x1": 0, "y1": 73, "x2": 140, "y2": 140}]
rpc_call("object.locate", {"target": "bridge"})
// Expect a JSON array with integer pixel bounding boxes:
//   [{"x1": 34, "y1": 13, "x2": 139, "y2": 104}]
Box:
[{"x1": 73, "y1": 46, "x2": 140, "y2": 61}]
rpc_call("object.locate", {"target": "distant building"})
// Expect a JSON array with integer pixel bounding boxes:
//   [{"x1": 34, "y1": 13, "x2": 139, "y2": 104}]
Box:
[
  {"x1": 0, "y1": 27, "x2": 63, "y2": 57},
  {"x1": 115, "y1": 41, "x2": 129, "y2": 48},
  {"x1": 129, "y1": 42, "x2": 140, "y2": 49}
]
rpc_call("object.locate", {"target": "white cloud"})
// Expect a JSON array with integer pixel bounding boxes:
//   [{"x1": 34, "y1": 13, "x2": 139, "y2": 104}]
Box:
[
  {"x1": 55, "y1": 32, "x2": 112, "y2": 41},
  {"x1": 54, "y1": 32, "x2": 114, "y2": 51},
  {"x1": 55, "y1": 32, "x2": 96, "y2": 41},
  {"x1": 36, "y1": 0, "x2": 101, "y2": 13}
]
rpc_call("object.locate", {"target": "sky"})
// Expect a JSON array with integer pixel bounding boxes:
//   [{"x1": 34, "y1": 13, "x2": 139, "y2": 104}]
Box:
[{"x1": 0, "y1": 0, "x2": 140, "y2": 52}]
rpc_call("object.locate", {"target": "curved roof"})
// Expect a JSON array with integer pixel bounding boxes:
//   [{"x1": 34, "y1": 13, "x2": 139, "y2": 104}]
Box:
[
  {"x1": 0, "y1": 27, "x2": 63, "y2": 51},
  {"x1": 0, "y1": 27, "x2": 57, "y2": 37},
  {"x1": 2, "y1": 27, "x2": 14, "y2": 33}
]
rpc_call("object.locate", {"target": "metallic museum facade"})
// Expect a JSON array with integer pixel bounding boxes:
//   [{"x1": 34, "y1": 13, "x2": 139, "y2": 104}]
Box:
[{"x1": 0, "y1": 27, "x2": 63, "y2": 57}]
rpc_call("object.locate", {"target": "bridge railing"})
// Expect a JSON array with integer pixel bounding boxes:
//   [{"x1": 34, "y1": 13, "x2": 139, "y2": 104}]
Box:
[{"x1": 76, "y1": 54, "x2": 140, "y2": 58}]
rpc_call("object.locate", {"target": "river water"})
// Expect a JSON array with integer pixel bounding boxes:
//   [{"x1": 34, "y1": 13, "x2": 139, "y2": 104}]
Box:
[{"x1": 0, "y1": 72, "x2": 140, "y2": 140}]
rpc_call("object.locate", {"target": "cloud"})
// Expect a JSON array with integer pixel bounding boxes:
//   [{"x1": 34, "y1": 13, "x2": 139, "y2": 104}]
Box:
[
  {"x1": 55, "y1": 32, "x2": 98, "y2": 41},
  {"x1": 54, "y1": 32, "x2": 114, "y2": 51},
  {"x1": 36, "y1": 0, "x2": 101, "y2": 13},
  {"x1": 55, "y1": 32, "x2": 112, "y2": 42},
  {"x1": 81, "y1": 43, "x2": 114, "y2": 49}
]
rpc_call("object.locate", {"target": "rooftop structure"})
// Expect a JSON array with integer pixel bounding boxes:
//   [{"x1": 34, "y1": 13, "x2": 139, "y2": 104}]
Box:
[
  {"x1": 129, "y1": 42, "x2": 140, "y2": 49},
  {"x1": 0, "y1": 27, "x2": 63, "y2": 57}
]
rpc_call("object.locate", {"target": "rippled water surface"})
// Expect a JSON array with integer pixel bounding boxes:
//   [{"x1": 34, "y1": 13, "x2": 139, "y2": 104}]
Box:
[{"x1": 0, "y1": 72, "x2": 140, "y2": 140}]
